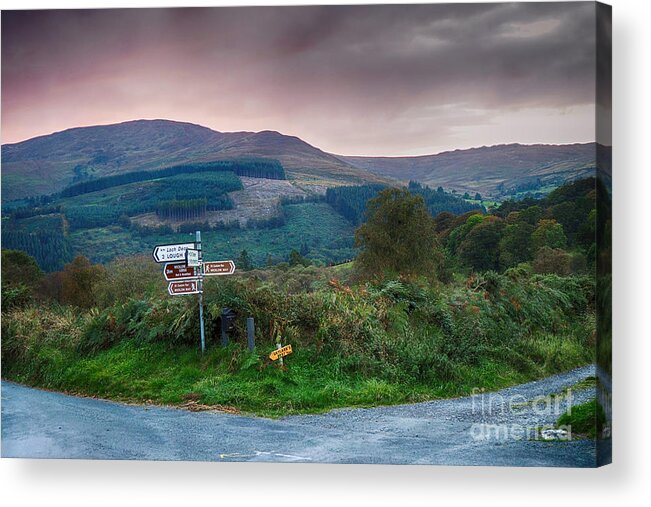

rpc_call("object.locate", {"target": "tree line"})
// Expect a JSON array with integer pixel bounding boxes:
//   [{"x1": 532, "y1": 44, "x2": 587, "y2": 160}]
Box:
[
  {"x1": 1, "y1": 230, "x2": 74, "y2": 272},
  {"x1": 354, "y1": 177, "x2": 605, "y2": 280},
  {"x1": 326, "y1": 182, "x2": 482, "y2": 225},
  {"x1": 325, "y1": 184, "x2": 390, "y2": 225},
  {"x1": 60, "y1": 172, "x2": 240, "y2": 231},
  {"x1": 58, "y1": 158, "x2": 285, "y2": 199},
  {"x1": 407, "y1": 181, "x2": 484, "y2": 216},
  {"x1": 155, "y1": 199, "x2": 210, "y2": 221}
]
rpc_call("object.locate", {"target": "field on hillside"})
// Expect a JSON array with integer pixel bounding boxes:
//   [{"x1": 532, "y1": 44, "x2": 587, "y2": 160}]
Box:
[
  {"x1": 69, "y1": 202, "x2": 356, "y2": 266},
  {"x1": 3, "y1": 160, "x2": 479, "y2": 271},
  {"x1": 340, "y1": 143, "x2": 605, "y2": 199}
]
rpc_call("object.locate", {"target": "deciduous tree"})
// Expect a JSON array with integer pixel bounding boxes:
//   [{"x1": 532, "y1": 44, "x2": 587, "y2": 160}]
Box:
[
  {"x1": 355, "y1": 188, "x2": 442, "y2": 279},
  {"x1": 458, "y1": 217, "x2": 505, "y2": 271},
  {"x1": 532, "y1": 219, "x2": 567, "y2": 252}
]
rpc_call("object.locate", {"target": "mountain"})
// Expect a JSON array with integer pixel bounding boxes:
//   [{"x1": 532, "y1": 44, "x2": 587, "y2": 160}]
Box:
[
  {"x1": 1, "y1": 119, "x2": 389, "y2": 200},
  {"x1": 2, "y1": 120, "x2": 609, "y2": 202},
  {"x1": 337, "y1": 143, "x2": 609, "y2": 198}
]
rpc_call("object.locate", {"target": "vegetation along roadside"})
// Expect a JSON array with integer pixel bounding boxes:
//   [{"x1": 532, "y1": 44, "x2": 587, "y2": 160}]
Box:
[{"x1": 1, "y1": 177, "x2": 606, "y2": 419}]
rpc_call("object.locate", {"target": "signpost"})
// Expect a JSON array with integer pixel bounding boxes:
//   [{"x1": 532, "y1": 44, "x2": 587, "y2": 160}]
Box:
[
  {"x1": 164, "y1": 262, "x2": 199, "y2": 281},
  {"x1": 204, "y1": 260, "x2": 236, "y2": 276},
  {"x1": 168, "y1": 280, "x2": 200, "y2": 295},
  {"x1": 194, "y1": 232, "x2": 205, "y2": 354},
  {"x1": 152, "y1": 242, "x2": 195, "y2": 263},
  {"x1": 269, "y1": 344, "x2": 293, "y2": 361},
  {"x1": 154, "y1": 232, "x2": 237, "y2": 354}
]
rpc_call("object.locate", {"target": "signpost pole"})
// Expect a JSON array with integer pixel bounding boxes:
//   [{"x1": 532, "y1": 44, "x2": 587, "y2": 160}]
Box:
[
  {"x1": 196, "y1": 230, "x2": 205, "y2": 354},
  {"x1": 155, "y1": 234, "x2": 236, "y2": 353},
  {"x1": 276, "y1": 343, "x2": 283, "y2": 367}
]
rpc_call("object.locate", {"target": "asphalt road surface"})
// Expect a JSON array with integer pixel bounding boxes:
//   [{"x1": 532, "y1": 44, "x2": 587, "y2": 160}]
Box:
[{"x1": 2, "y1": 365, "x2": 598, "y2": 466}]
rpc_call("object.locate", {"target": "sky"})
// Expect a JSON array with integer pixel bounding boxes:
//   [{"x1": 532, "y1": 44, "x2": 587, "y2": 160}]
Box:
[{"x1": 1, "y1": 3, "x2": 609, "y2": 156}]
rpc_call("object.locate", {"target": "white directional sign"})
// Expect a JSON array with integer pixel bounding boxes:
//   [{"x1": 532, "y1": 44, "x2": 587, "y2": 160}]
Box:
[
  {"x1": 152, "y1": 243, "x2": 195, "y2": 263},
  {"x1": 186, "y1": 249, "x2": 200, "y2": 267},
  {"x1": 168, "y1": 280, "x2": 201, "y2": 296}
]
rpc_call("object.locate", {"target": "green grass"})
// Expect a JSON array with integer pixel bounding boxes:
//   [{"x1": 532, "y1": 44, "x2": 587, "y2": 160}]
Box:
[
  {"x1": 2, "y1": 320, "x2": 594, "y2": 418},
  {"x1": 556, "y1": 399, "x2": 606, "y2": 439},
  {"x1": 3, "y1": 338, "x2": 590, "y2": 418}
]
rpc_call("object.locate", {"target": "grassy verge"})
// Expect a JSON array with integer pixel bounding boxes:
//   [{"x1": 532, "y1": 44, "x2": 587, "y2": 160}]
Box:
[
  {"x1": 2, "y1": 271, "x2": 596, "y2": 417},
  {"x1": 556, "y1": 399, "x2": 606, "y2": 439},
  {"x1": 3, "y1": 336, "x2": 591, "y2": 418}
]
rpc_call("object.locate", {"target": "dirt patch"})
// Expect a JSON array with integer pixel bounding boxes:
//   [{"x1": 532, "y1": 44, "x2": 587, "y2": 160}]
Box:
[{"x1": 179, "y1": 400, "x2": 242, "y2": 414}]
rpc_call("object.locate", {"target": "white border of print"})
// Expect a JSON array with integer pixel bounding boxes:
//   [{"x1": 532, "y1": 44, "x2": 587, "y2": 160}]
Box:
[{"x1": 1, "y1": 1, "x2": 649, "y2": 507}]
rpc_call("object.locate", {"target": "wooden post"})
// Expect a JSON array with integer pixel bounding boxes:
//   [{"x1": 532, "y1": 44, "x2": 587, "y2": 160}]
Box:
[
  {"x1": 221, "y1": 310, "x2": 229, "y2": 347},
  {"x1": 247, "y1": 317, "x2": 255, "y2": 352}
]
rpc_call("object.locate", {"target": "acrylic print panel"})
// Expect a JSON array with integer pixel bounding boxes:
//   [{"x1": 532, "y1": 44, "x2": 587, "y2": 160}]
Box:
[{"x1": 0, "y1": 2, "x2": 611, "y2": 467}]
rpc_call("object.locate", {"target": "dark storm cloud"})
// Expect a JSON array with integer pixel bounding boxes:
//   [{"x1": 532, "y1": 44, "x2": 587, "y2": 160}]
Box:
[{"x1": 1, "y1": 3, "x2": 602, "y2": 155}]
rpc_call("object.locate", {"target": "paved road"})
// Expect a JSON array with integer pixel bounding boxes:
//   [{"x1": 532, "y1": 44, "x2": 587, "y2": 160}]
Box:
[{"x1": 1, "y1": 365, "x2": 598, "y2": 466}]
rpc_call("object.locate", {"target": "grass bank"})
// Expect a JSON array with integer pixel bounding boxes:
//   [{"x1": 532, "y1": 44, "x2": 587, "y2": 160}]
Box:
[
  {"x1": 557, "y1": 399, "x2": 606, "y2": 439},
  {"x1": 2, "y1": 270, "x2": 595, "y2": 417}
]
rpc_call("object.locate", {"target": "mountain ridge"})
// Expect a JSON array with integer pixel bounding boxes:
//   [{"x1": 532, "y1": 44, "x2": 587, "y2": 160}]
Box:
[
  {"x1": 2, "y1": 119, "x2": 607, "y2": 201},
  {"x1": 1, "y1": 119, "x2": 390, "y2": 200},
  {"x1": 336, "y1": 142, "x2": 609, "y2": 197}
]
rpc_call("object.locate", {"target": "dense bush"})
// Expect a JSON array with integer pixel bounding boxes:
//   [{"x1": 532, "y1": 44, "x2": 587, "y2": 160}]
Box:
[
  {"x1": 1, "y1": 249, "x2": 44, "y2": 290},
  {"x1": 1, "y1": 284, "x2": 34, "y2": 310},
  {"x1": 532, "y1": 247, "x2": 572, "y2": 275},
  {"x1": 438, "y1": 178, "x2": 600, "y2": 275}
]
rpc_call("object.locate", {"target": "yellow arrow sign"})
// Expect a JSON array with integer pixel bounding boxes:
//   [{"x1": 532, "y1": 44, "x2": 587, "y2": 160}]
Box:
[{"x1": 269, "y1": 345, "x2": 293, "y2": 361}]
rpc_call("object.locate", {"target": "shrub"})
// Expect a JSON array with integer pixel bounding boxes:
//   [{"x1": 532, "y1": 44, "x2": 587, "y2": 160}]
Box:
[
  {"x1": 1, "y1": 284, "x2": 33, "y2": 311},
  {"x1": 532, "y1": 247, "x2": 572, "y2": 275}
]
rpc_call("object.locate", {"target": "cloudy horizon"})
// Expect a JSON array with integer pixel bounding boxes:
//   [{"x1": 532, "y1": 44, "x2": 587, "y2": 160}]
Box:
[{"x1": 1, "y1": 3, "x2": 609, "y2": 156}]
